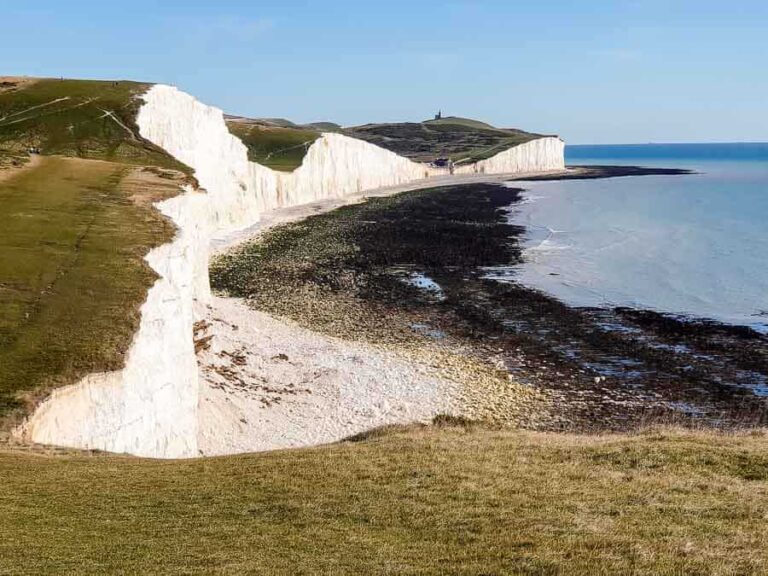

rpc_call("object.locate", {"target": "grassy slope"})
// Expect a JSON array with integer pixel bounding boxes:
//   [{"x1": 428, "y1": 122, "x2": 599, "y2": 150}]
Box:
[
  {"x1": 0, "y1": 78, "x2": 187, "y2": 422},
  {"x1": 423, "y1": 115, "x2": 498, "y2": 130},
  {"x1": 0, "y1": 78, "x2": 188, "y2": 173},
  {"x1": 0, "y1": 157, "x2": 177, "y2": 419},
  {"x1": 226, "y1": 121, "x2": 320, "y2": 171},
  {"x1": 344, "y1": 118, "x2": 546, "y2": 164},
  {"x1": 305, "y1": 121, "x2": 342, "y2": 132},
  {"x1": 225, "y1": 113, "x2": 547, "y2": 171},
  {"x1": 1, "y1": 425, "x2": 767, "y2": 575}
]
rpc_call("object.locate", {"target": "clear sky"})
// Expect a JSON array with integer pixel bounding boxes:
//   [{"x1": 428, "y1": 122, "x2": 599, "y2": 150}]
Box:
[{"x1": 1, "y1": 0, "x2": 766, "y2": 144}]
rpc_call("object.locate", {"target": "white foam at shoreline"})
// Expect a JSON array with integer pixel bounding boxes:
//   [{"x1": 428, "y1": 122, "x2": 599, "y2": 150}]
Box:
[{"x1": 503, "y1": 162, "x2": 768, "y2": 331}]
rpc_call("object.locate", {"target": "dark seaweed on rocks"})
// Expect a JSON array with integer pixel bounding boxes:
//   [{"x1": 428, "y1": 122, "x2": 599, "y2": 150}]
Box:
[
  {"x1": 212, "y1": 178, "x2": 768, "y2": 432},
  {"x1": 524, "y1": 165, "x2": 694, "y2": 180}
]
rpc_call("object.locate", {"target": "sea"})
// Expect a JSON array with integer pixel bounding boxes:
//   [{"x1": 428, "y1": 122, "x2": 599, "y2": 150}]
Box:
[{"x1": 501, "y1": 143, "x2": 768, "y2": 333}]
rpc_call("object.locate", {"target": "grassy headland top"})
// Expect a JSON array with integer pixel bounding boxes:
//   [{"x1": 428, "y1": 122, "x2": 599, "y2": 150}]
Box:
[
  {"x1": 0, "y1": 77, "x2": 187, "y2": 172},
  {"x1": 0, "y1": 78, "x2": 188, "y2": 424},
  {"x1": 225, "y1": 113, "x2": 552, "y2": 171},
  {"x1": 225, "y1": 116, "x2": 323, "y2": 172},
  {"x1": 344, "y1": 116, "x2": 548, "y2": 164}
]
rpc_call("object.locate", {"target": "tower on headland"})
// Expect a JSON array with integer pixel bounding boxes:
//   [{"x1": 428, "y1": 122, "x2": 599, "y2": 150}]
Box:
[{"x1": 434, "y1": 110, "x2": 442, "y2": 120}]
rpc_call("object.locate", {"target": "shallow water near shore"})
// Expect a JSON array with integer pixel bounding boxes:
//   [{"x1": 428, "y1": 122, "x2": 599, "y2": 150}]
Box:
[{"x1": 501, "y1": 144, "x2": 768, "y2": 333}]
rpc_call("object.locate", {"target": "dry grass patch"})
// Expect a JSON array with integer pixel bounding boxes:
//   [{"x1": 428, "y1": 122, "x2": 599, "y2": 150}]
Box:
[
  {"x1": 1, "y1": 425, "x2": 767, "y2": 574},
  {"x1": 226, "y1": 120, "x2": 321, "y2": 172},
  {"x1": 0, "y1": 77, "x2": 38, "y2": 95}
]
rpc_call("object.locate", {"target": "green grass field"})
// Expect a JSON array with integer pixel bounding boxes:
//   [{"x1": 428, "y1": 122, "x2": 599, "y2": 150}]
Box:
[
  {"x1": 226, "y1": 121, "x2": 320, "y2": 171},
  {"x1": 0, "y1": 78, "x2": 187, "y2": 172},
  {"x1": 0, "y1": 157, "x2": 176, "y2": 421},
  {"x1": 1, "y1": 424, "x2": 767, "y2": 575},
  {"x1": 0, "y1": 78, "x2": 188, "y2": 423}
]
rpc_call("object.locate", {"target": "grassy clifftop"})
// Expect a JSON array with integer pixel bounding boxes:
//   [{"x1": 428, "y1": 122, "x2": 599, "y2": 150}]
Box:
[
  {"x1": 345, "y1": 117, "x2": 548, "y2": 164},
  {"x1": 226, "y1": 118, "x2": 321, "y2": 172},
  {"x1": 225, "y1": 113, "x2": 552, "y2": 172},
  {"x1": 0, "y1": 157, "x2": 183, "y2": 421},
  {"x1": 423, "y1": 115, "x2": 498, "y2": 129},
  {"x1": 0, "y1": 77, "x2": 187, "y2": 172},
  {"x1": 0, "y1": 78, "x2": 189, "y2": 424}
]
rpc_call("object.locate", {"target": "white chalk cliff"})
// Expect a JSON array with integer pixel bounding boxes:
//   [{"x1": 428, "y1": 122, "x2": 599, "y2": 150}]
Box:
[
  {"x1": 16, "y1": 84, "x2": 565, "y2": 458},
  {"x1": 455, "y1": 136, "x2": 566, "y2": 175},
  {"x1": 16, "y1": 189, "x2": 208, "y2": 457}
]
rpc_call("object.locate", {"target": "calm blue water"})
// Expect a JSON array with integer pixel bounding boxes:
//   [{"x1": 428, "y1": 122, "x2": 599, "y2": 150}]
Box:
[
  {"x1": 499, "y1": 143, "x2": 768, "y2": 332},
  {"x1": 567, "y1": 142, "x2": 768, "y2": 163}
]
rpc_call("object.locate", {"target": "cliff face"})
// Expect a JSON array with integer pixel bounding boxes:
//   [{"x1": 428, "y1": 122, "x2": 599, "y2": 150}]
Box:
[
  {"x1": 278, "y1": 132, "x2": 433, "y2": 209},
  {"x1": 137, "y1": 85, "x2": 434, "y2": 234},
  {"x1": 455, "y1": 137, "x2": 565, "y2": 175},
  {"x1": 17, "y1": 189, "x2": 208, "y2": 457},
  {"x1": 17, "y1": 84, "x2": 565, "y2": 458}
]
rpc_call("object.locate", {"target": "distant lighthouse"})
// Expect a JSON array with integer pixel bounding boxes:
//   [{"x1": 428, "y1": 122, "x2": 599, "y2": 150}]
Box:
[{"x1": 434, "y1": 110, "x2": 442, "y2": 120}]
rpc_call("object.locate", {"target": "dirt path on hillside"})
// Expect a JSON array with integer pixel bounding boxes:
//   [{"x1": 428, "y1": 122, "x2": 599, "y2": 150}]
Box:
[
  {"x1": 0, "y1": 97, "x2": 70, "y2": 124},
  {"x1": 0, "y1": 154, "x2": 43, "y2": 184}
]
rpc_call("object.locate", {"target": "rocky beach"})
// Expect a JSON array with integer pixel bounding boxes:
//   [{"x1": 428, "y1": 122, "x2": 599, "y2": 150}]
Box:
[{"x1": 208, "y1": 166, "x2": 767, "y2": 435}]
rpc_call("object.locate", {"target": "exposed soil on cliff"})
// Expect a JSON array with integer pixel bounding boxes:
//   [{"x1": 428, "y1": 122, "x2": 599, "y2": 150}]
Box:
[{"x1": 212, "y1": 168, "x2": 767, "y2": 432}]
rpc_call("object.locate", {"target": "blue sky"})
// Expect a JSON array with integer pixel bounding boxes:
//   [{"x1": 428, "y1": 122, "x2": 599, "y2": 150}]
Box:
[{"x1": 1, "y1": 0, "x2": 766, "y2": 144}]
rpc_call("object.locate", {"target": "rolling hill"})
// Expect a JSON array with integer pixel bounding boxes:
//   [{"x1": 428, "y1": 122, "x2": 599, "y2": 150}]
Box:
[{"x1": 224, "y1": 112, "x2": 553, "y2": 171}]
